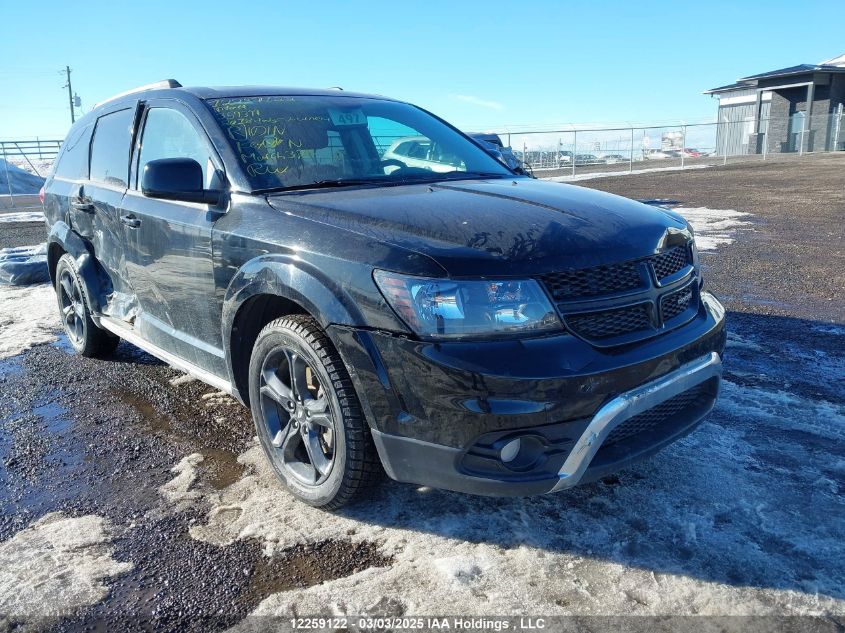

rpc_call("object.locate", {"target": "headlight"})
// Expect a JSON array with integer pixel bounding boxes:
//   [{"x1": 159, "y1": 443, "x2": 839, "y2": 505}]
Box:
[
  {"x1": 373, "y1": 270, "x2": 561, "y2": 339},
  {"x1": 690, "y1": 239, "x2": 703, "y2": 289}
]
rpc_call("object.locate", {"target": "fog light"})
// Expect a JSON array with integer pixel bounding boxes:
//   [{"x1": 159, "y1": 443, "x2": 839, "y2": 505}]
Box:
[{"x1": 500, "y1": 438, "x2": 521, "y2": 463}]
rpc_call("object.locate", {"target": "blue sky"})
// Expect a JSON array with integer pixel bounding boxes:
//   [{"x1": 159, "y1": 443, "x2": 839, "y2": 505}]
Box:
[{"x1": 1, "y1": 0, "x2": 842, "y2": 139}]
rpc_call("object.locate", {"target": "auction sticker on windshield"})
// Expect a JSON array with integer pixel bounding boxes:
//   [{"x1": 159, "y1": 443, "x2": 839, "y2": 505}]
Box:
[{"x1": 328, "y1": 108, "x2": 367, "y2": 126}]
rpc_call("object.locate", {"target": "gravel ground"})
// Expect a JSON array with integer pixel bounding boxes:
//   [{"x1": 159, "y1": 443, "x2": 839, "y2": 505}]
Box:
[
  {"x1": 0, "y1": 221, "x2": 46, "y2": 250},
  {"x1": 0, "y1": 157, "x2": 843, "y2": 631}
]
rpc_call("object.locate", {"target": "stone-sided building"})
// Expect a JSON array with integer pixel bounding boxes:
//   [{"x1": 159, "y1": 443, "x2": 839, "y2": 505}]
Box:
[{"x1": 705, "y1": 54, "x2": 845, "y2": 156}]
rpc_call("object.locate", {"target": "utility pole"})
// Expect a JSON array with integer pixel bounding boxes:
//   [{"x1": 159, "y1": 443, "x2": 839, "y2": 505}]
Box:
[{"x1": 63, "y1": 66, "x2": 75, "y2": 124}]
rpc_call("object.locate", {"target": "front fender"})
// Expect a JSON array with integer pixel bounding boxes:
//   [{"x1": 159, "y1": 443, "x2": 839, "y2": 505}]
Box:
[
  {"x1": 47, "y1": 221, "x2": 110, "y2": 315},
  {"x1": 221, "y1": 254, "x2": 375, "y2": 403},
  {"x1": 222, "y1": 254, "x2": 366, "y2": 338}
]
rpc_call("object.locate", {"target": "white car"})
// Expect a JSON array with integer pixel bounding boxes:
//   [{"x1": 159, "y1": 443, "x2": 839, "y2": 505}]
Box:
[
  {"x1": 603, "y1": 154, "x2": 627, "y2": 164},
  {"x1": 643, "y1": 149, "x2": 675, "y2": 160},
  {"x1": 381, "y1": 136, "x2": 465, "y2": 173}
]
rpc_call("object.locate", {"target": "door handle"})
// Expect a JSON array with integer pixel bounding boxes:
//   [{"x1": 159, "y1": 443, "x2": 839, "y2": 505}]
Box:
[
  {"x1": 71, "y1": 199, "x2": 94, "y2": 213},
  {"x1": 121, "y1": 214, "x2": 141, "y2": 228}
]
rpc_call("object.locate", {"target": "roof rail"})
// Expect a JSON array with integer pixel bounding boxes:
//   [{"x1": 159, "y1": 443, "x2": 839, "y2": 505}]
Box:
[{"x1": 94, "y1": 79, "x2": 182, "y2": 109}]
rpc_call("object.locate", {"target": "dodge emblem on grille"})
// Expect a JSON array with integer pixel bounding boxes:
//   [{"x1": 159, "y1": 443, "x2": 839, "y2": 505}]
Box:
[{"x1": 676, "y1": 289, "x2": 693, "y2": 308}]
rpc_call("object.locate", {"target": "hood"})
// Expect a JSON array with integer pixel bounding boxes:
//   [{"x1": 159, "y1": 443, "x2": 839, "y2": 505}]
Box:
[{"x1": 267, "y1": 178, "x2": 690, "y2": 276}]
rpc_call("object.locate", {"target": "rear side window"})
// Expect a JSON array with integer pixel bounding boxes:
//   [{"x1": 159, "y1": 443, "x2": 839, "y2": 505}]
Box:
[
  {"x1": 89, "y1": 108, "x2": 134, "y2": 188},
  {"x1": 53, "y1": 122, "x2": 93, "y2": 180}
]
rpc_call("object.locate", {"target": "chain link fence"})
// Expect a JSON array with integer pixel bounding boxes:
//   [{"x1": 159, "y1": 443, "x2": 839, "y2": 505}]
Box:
[{"x1": 498, "y1": 111, "x2": 845, "y2": 178}]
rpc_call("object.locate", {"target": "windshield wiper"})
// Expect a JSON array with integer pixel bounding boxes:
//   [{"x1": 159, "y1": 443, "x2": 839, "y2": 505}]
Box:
[
  {"x1": 444, "y1": 171, "x2": 510, "y2": 179},
  {"x1": 256, "y1": 172, "x2": 509, "y2": 195},
  {"x1": 256, "y1": 178, "x2": 389, "y2": 194}
]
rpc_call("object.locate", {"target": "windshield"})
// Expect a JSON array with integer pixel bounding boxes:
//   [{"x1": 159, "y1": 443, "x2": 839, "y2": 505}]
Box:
[{"x1": 205, "y1": 95, "x2": 512, "y2": 191}]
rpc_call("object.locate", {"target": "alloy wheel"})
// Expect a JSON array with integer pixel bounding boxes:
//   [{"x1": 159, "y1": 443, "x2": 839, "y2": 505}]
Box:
[
  {"x1": 58, "y1": 268, "x2": 86, "y2": 346},
  {"x1": 258, "y1": 347, "x2": 336, "y2": 486}
]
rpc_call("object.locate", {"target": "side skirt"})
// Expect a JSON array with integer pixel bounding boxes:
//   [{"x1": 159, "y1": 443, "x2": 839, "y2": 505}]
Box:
[{"x1": 98, "y1": 316, "x2": 234, "y2": 395}]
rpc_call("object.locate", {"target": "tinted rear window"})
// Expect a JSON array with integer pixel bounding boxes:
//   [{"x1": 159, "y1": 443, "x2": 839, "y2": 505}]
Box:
[
  {"x1": 89, "y1": 108, "x2": 134, "y2": 188},
  {"x1": 53, "y1": 121, "x2": 93, "y2": 180}
]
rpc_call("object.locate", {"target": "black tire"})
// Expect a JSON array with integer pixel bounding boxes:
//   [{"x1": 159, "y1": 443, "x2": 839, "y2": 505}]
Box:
[
  {"x1": 248, "y1": 315, "x2": 382, "y2": 509},
  {"x1": 54, "y1": 254, "x2": 119, "y2": 358}
]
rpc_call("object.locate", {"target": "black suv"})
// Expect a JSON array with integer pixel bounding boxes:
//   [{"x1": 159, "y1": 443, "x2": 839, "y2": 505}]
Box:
[{"x1": 43, "y1": 81, "x2": 725, "y2": 508}]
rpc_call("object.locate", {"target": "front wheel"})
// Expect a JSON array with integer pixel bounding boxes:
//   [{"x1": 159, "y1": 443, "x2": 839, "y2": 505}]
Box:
[
  {"x1": 54, "y1": 254, "x2": 119, "y2": 357},
  {"x1": 248, "y1": 315, "x2": 381, "y2": 509}
]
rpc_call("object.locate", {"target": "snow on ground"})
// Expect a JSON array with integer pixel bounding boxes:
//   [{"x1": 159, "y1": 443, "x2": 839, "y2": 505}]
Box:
[
  {"x1": 0, "y1": 282, "x2": 60, "y2": 358},
  {"x1": 545, "y1": 164, "x2": 712, "y2": 183},
  {"x1": 670, "y1": 207, "x2": 753, "y2": 251},
  {"x1": 4, "y1": 157, "x2": 54, "y2": 179},
  {"x1": 0, "y1": 211, "x2": 45, "y2": 223},
  {"x1": 0, "y1": 513, "x2": 132, "y2": 618},
  {"x1": 165, "y1": 356, "x2": 845, "y2": 619},
  {"x1": 0, "y1": 159, "x2": 45, "y2": 195}
]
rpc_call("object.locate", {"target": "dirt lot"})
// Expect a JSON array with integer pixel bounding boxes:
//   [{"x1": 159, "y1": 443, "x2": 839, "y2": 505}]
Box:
[{"x1": 0, "y1": 156, "x2": 843, "y2": 632}]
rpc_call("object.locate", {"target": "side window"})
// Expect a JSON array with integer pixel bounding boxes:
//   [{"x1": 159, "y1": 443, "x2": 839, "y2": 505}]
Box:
[
  {"x1": 431, "y1": 143, "x2": 465, "y2": 169},
  {"x1": 392, "y1": 141, "x2": 413, "y2": 157},
  {"x1": 407, "y1": 141, "x2": 431, "y2": 160},
  {"x1": 89, "y1": 108, "x2": 134, "y2": 188},
  {"x1": 53, "y1": 121, "x2": 93, "y2": 180},
  {"x1": 138, "y1": 108, "x2": 214, "y2": 188}
]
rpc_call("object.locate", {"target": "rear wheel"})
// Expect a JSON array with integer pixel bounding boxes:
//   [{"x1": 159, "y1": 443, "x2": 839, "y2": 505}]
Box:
[
  {"x1": 54, "y1": 254, "x2": 119, "y2": 357},
  {"x1": 248, "y1": 315, "x2": 381, "y2": 509}
]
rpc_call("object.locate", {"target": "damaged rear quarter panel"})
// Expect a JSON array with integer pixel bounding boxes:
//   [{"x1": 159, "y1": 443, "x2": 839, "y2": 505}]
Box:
[{"x1": 46, "y1": 220, "x2": 111, "y2": 316}]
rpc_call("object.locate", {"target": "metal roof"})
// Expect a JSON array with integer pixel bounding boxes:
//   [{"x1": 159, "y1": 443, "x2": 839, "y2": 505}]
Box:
[
  {"x1": 703, "y1": 81, "x2": 754, "y2": 95},
  {"x1": 738, "y1": 64, "x2": 845, "y2": 81},
  {"x1": 706, "y1": 58, "x2": 845, "y2": 94}
]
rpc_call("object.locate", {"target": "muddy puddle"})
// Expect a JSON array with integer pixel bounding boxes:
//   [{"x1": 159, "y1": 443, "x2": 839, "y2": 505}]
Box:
[
  {"x1": 245, "y1": 539, "x2": 393, "y2": 597},
  {"x1": 109, "y1": 375, "x2": 251, "y2": 492}
]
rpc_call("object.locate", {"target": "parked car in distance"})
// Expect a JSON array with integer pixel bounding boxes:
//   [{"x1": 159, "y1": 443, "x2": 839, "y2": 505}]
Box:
[
  {"x1": 643, "y1": 149, "x2": 675, "y2": 160},
  {"x1": 603, "y1": 154, "x2": 627, "y2": 164},
  {"x1": 43, "y1": 80, "x2": 725, "y2": 509},
  {"x1": 381, "y1": 136, "x2": 464, "y2": 173},
  {"x1": 468, "y1": 133, "x2": 525, "y2": 173},
  {"x1": 558, "y1": 150, "x2": 573, "y2": 165},
  {"x1": 681, "y1": 148, "x2": 703, "y2": 157},
  {"x1": 574, "y1": 153, "x2": 602, "y2": 165}
]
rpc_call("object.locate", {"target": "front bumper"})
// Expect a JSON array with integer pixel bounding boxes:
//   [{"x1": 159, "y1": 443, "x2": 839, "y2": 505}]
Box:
[{"x1": 329, "y1": 291, "x2": 726, "y2": 496}]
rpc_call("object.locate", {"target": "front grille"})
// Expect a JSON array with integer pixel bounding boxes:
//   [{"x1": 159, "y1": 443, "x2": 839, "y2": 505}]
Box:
[
  {"x1": 661, "y1": 285, "x2": 695, "y2": 322},
  {"x1": 539, "y1": 245, "x2": 691, "y2": 302},
  {"x1": 566, "y1": 303, "x2": 652, "y2": 340},
  {"x1": 651, "y1": 245, "x2": 690, "y2": 280},
  {"x1": 603, "y1": 382, "x2": 711, "y2": 447},
  {"x1": 539, "y1": 241, "x2": 696, "y2": 346},
  {"x1": 540, "y1": 262, "x2": 642, "y2": 301}
]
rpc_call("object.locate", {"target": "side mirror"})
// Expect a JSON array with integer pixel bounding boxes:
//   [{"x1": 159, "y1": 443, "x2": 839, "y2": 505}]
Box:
[
  {"x1": 141, "y1": 158, "x2": 221, "y2": 205},
  {"x1": 476, "y1": 140, "x2": 504, "y2": 161}
]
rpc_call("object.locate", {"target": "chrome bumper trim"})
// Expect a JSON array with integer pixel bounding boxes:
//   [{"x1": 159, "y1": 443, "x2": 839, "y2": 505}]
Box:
[{"x1": 550, "y1": 351, "x2": 722, "y2": 492}]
